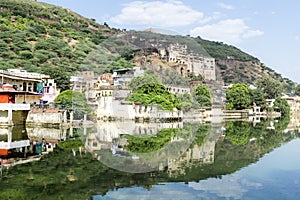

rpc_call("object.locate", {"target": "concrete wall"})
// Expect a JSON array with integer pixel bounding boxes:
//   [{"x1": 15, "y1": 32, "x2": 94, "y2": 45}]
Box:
[
  {"x1": 97, "y1": 96, "x2": 183, "y2": 121},
  {"x1": 26, "y1": 111, "x2": 63, "y2": 126}
]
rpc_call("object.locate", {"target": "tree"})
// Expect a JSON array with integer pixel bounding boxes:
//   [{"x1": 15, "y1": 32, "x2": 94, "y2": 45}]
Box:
[
  {"x1": 274, "y1": 97, "x2": 290, "y2": 117},
  {"x1": 128, "y1": 83, "x2": 180, "y2": 111},
  {"x1": 295, "y1": 84, "x2": 300, "y2": 96},
  {"x1": 54, "y1": 90, "x2": 91, "y2": 120},
  {"x1": 41, "y1": 67, "x2": 70, "y2": 91},
  {"x1": 256, "y1": 75, "x2": 283, "y2": 99},
  {"x1": 176, "y1": 93, "x2": 194, "y2": 111},
  {"x1": 193, "y1": 84, "x2": 212, "y2": 107},
  {"x1": 128, "y1": 74, "x2": 161, "y2": 91},
  {"x1": 161, "y1": 68, "x2": 189, "y2": 86},
  {"x1": 249, "y1": 88, "x2": 267, "y2": 110},
  {"x1": 226, "y1": 83, "x2": 250, "y2": 110},
  {"x1": 104, "y1": 58, "x2": 135, "y2": 73}
]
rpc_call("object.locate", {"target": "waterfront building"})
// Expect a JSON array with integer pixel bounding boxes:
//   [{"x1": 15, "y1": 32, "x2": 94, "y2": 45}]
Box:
[{"x1": 0, "y1": 69, "x2": 59, "y2": 125}]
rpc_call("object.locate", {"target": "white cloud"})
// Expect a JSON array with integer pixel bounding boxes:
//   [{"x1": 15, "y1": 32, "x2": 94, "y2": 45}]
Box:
[
  {"x1": 190, "y1": 19, "x2": 264, "y2": 44},
  {"x1": 109, "y1": 0, "x2": 204, "y2": 28},
  {"x1": 188, "y1": 175, "x2": 262, "y2": 199},
  {"x1": 200, "y1": 12, "x2": 223, "y2": 24},
  {"x1": 243, "y1": 29, "x2": 264, "y2": 39},
  {"x1": 218, "y1": 2, "x2": 235, "y2": 10}
]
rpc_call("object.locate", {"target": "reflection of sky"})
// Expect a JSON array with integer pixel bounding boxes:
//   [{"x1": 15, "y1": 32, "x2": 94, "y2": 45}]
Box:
[
  {"x1": 94, "y1": 139, "x2": 300, "y2": 200},
  {"x1": 188, "y1": 175, "x2": 262, "y2": 199},
  {"x1": 248, "y1": 138, "x2": 300, "y2": 172}
]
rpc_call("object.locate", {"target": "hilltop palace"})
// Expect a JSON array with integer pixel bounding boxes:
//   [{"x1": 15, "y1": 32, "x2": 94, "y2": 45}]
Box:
[{"x1": 158, "y1": 43, "x2": 216, "y2": 81}]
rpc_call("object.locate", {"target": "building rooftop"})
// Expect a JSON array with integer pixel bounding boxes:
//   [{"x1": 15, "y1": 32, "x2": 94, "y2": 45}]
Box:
[{"x1": 0, "y1": 69, "x2": 50, "y2": 82}]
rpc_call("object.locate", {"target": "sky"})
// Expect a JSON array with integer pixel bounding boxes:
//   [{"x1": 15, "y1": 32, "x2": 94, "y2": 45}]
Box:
[{"x1": 38, "y1": 0, "x2": 300, "y2": 83}]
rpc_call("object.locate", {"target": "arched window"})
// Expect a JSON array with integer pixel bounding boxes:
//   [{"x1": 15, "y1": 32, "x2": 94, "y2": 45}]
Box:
[
  {"x1": 33, "y1": 83, "x2": 37, "y2": 92},
  {"x1": 23, "y1": 82, "x2": 27, "y2": 91},
  {"x1": 28, "y1": 83, "x2": 32, "y2": 92}
]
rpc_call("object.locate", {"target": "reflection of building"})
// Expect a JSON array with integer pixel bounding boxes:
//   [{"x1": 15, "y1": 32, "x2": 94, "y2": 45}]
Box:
[
  {"x1": 0, "y1": 126, "x2": 29, "y2": 157},
  {"x1": 283, "y1": 96, "x2": 300, "y2": 131},
  {"x1": 0, "y1": 126, "x2": 65, "y2": 167},
  {"x1": 26, "y1": 127, "x2": 67, "y2": 143},
  {"x1": 85, "y1": 122, "x2": 183, "y2": 151},
  {"x1": 167, "y1": 126, "x2": 224, "y2": 177}
]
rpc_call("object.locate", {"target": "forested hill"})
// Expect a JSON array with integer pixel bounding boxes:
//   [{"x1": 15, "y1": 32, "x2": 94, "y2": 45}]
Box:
[
  {"x1": 0, "y1": 0, "x2": 297, "y2": 92},
  {"x1": 0, "y1": 0, "x2": 115, "y2": 90}
]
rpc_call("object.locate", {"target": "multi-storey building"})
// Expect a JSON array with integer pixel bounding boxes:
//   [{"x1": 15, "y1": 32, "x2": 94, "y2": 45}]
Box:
[
  {"x1": 0, "y1": 69, "x2": 59, "y2": 125},
  {"x1": 164, "y1": 44, "x2": 216, "y2": 80}
]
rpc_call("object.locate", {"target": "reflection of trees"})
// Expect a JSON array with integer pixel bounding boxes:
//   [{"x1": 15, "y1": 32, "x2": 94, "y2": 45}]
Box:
[
  {"x1": 274, "y1": 116, "x2": 290, "y2": 131},
  {"x1": 125, "y1": 129, "x2": 178, "y2": 153},
  {"x1": 215, "y1": 117, "x2": 296, "y2": 175},
  {"x1": 193, "y1": 125, "x2": 210, "y2": 146},
  {"x1": 99, "y1": 126, "x2": 195, "y2": 173},
  {"x1": 1, "y1": 118, "x2": 299, "y2": 199},
  {"x1": 225, "y1": 121, "x2": 251, "y2": 145}
]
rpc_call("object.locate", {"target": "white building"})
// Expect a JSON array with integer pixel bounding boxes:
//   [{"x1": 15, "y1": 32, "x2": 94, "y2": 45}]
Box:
[{"x1": 113, "y1": 67, "x2": 144, "y2": 86}]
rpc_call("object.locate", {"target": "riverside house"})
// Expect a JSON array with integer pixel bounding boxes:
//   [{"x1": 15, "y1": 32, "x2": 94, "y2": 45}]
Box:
[{"x1": 0, "y1": 69, "x2": 59, "y2": 126}]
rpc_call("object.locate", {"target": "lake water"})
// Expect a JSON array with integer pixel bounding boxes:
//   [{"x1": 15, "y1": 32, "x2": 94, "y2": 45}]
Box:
[{"x1": 1, "y1": 117, "x2": 300, "y2": 199}]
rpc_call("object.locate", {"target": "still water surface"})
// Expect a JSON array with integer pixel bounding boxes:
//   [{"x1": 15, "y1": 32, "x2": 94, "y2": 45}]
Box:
[
  {"x1": 97, "y1": 139, "x2": 300, "y2": 200},
  {"x1": 0, "y1": 118, "x2": 299, "y2": 199}
]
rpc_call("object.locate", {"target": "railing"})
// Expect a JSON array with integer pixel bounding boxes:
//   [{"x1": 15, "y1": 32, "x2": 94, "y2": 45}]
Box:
[
  {"x1": 0, "y1": 103, "x2": 30, "y2": 110},
  {"x1": 0, "y1": 140, "x2": 30, "y2": 149},
  {"x1": 32, "y1": 103, "x2": 57, "y2": 109}
]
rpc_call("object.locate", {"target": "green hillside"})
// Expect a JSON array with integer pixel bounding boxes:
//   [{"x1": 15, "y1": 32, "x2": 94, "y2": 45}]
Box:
[
  {"x1": 195, "y1": 37, "x2": 258, "y2": 62},
  {"x1": 0, "y1": 0, "x2": 114, "y2": 90}
]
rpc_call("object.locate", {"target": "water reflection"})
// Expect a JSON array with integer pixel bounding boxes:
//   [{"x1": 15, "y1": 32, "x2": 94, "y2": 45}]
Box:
[
  {"x1": 0, "y1": 126, "x2": 29, "y2": 159},
  {"x1": 0, "y1": 117, "x2": 299, "y2": 199},
  {"x1": 0, "y1": 125, "x2": 67, "y2": 168},
  {"x1": 84, "y1": 121, "x2": 225, "y2": 173}
]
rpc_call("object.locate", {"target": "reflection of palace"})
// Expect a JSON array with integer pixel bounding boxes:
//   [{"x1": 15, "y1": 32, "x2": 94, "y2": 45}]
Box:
[
  {"x1": 85, "y1": 122, "x2": 183, "y2": 151},
  {"x1": 85, "y1": 122, "x2": 225, "y2": 176},
  {"x1": 167, "y1": 126, "x2": 224, "y2": 177}
]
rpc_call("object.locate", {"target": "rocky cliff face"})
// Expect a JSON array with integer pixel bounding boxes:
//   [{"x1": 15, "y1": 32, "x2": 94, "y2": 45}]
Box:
[
  {"x1": 216, "y1": 58, "x2": 263, "y2": 84},
  {"x1": 215, "y1": 57, "x2": 296, "y2": 93}
]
